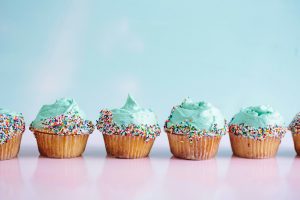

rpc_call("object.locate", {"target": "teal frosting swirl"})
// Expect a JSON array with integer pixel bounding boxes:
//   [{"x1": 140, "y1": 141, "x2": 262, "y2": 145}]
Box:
[
  {"x1": 229, "y1": 105, "x2": 284, "y2": 128},
  {"x1": 0, "y1": 108, "x2": 23, "y2": 117},
  {"x1": 166, "y1": 98, "x2": 226, "y2": 130},
  {"x1": 110, "y1": 95, "x2": 158, "y2": 126},
  {"x1": 31, "y1": 98, "x2": 88, "y2": 130}
]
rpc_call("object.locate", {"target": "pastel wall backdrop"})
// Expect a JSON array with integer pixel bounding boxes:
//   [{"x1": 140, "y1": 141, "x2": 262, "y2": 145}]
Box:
[{"x1": 1, "y1": 0, "x2": 299, "y2": 150}]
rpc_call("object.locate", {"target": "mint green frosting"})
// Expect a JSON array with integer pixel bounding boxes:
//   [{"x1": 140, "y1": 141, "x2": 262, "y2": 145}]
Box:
[
  {"x1": 111, "y1": 95, "x2": 158, "y2": 126},
  {"x1": 229, "y1": 105, "x2": 284, "y2": 128},
  {"x1": 166, "y1": 98, "x2": 226, "y2": 130},
  {"x1": 0, "y1": 108, "x2": 23, "y2": 117},
  {"x1": 31, "y1": 98, "x2": 87, "y2": 129}
]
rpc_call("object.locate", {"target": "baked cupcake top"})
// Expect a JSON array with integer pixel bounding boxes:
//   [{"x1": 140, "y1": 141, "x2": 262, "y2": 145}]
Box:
[
  {"x1": 289, "y1": 112, "x2": 300, "y2": 133},
  {"x1": 30, "y1": 98, "x2": 94, "y2": 135},
  {"x1": 0, "y1": 108, "x2": 25, "y2": 144},
  {"x1": 96, "y1": 95, "x2": 160, "y2": 141},
  {"x1": 164, "y1": 98, "x2": 227, "y2": 139},
  {"x1": 229, "y1": 105, "x2": 286, "y2": 140}
]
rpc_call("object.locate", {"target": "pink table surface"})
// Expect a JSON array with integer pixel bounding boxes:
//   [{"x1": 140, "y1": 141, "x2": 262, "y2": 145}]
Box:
[{"x1": 0, "y1": 144, "x2": 299, "y2": 200}]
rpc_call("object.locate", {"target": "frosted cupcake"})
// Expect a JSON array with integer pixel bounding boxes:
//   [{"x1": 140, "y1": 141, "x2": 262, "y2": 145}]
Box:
[
  {"x1": 229, "y1": 105, "x2": 286, "y2": 159},
  {"x1": 0, "y1": 109, "x2": 25, "y2": 160},
  {"x1": 164, "y1": 98, "x2": 227, "y2": 160},
  {"x1": 289, "y1": 113, "x2": 300, "y2": 155},
  {"x1": 30, "y1": 98, "x2": 94, "y2": 158},
  {"x1": 96, "y1": 95, "x2": 160, "y2": 159}
]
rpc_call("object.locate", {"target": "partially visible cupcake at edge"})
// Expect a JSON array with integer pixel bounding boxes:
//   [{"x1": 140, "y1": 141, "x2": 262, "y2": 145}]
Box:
[
  {"x1": 164, "y1": 98, "x2": 227, "y2": 160},
  {"x1": 289, "y1": 112, "x2": 300, "y2": 155},
  {"x1": 29, "y1": 98, "x2": 94, "y2": 158},
  {"x1": 0, "y1": 109, "x2": 25, "y2": 160},
  {"x1": 229, "y1": 105, "x2": 286, "y2": 159},
  {"x1": 96, "y1": 95, "x2": 161, "y2": 159}
]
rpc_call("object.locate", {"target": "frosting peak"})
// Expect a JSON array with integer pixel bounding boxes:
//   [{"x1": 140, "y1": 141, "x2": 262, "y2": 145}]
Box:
[
  {"x1": 244, "y1": 105, "x2": 273, "y2": 116},
  {"x1": 33, "y1": 98, "x2": 86, "y2": 121},
  {"x1": 121, "y1": 95, "x2": 140, "y2": 111},
  {"x1": 181, "y1": 97, "x2": 210, "y2": 110},
  {"x1": 165, "y1": 98, "x2": 226, "y2": 131},
  {"x1": 96, "y1": 95, "x2": 161, "y2": 140},
  {"x1": 111, "y1": 94, "x2": 158, "y2": 126},
  {"x1": 229, "y1": 105, "x2": 284, "y2": 128}
]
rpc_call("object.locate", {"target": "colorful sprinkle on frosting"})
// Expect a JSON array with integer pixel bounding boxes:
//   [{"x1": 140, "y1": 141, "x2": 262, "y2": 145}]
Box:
[
  {"x1": 164, "y1": 120, "x2": 227, "y2": 140},
  {"x1": 229, "y1": 105, "x2": 287, "y2": 140},
  {"x1": 30, "y1": 112, "x2": 94, "y2": 135},
  {"x1": 0, "y1": 113, "x2": 25, "y2": 144},
  {"x1": 30, "y1": 98, "x2": 94, "y2": 135},
  {"x1": 96, "y1": 110, "x2": 161, "y2": 141},
  {"x1": 229, "y1": 124, "x2": 286, "y2": 140},
  {"x1": 289, "y1": 112, "x2": 300, "y2": 133}
]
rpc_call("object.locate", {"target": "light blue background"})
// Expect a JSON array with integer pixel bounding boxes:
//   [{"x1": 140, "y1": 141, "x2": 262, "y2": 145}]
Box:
[{"x1": 1, "y1": 0, "x2": 299, "y2": 146}]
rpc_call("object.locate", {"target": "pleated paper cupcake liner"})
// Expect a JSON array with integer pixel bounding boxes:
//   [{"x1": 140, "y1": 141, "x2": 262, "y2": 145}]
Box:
[
  {"x1": 103, "y1": 135, "x2": 155, "y2": 159},
  {"x1": 34, "y1": 131, "x2": 89, "y2": 159},
  {"x1": 167, "y1": 132, "x2": 221, "y2": 160},
  {"x1": 292, "y1": 133, "x2": 300, "y2": 156},
  {"x1": 229, "y1": 132, "x2": 280, "y2": 159},
  {"x1": 0, "y1": 133, "x2": 22, "y2": 161}
]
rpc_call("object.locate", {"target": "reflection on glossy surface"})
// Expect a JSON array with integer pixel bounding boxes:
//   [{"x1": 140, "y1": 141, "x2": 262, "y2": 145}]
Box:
[
  {"x1": 164, "y1": 157, "x2": 218, "y2": 199},
  {"x1": 223, "y1": 157, "x2": 282, "y2": 200},
  {"x1": 98, "y1": 157, "x2": 153, "y2": 200},
  {"x1": 1, "y1": 147, "x2": 300, "y2": 200},
  {"x1": 31, "y1": 156, "x2": 88, "y2": 199},
  {"x1": 0, "y1": 159, "x2": 23, "y2": 200},
  {"x1": 287, "y1": 157, "x2": 300, "y2": 198}
]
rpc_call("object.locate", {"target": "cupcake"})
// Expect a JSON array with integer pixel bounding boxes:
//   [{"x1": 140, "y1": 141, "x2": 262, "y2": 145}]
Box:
[
  {"x1": 289, "y1": 112, "x2": 300, "y2": 155},
  {"x1": 229, "y1": 105, "x2": 286, "y2": 159},
  {"x1": 29, "y1": 98, "x2": 94, "y2": 158},
  {"x1": 96, "y1": 95, "x2": 161, "y2": 159},
  {"x1": 0, "y1": 109, "x2": 25, "y2": 160},
  {"x1": 164, "y1": 98, "x2": 227, "y2": 160}
]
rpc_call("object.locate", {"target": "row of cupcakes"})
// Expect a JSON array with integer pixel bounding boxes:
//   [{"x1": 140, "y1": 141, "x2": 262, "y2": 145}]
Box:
[{"x1": 0, "y1": 95, "x2": 299, "y2": 160}]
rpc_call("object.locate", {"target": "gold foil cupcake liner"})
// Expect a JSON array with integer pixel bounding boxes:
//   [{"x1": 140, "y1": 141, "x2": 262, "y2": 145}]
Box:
[
  {"x1": 0, "y1": 133, "x2": 22, "y2": 161},
  {"x1": 167, "y1": 132, "x2": 221, "y2": 160},
  {"x1": 229, "y1": 132, "x2": 280, "y2": 159},
  {"x1": 103, "y1": 135, "x2": 155, "y2": 159},
  {"x1": 33, "y1": 131, "x2": 89, "y2": 159}
]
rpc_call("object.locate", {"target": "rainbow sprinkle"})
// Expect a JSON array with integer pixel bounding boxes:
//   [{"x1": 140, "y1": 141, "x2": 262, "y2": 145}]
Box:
[
  {"x1": 96, "y1": 110, "x2": 161, "y2": 141},
  {"x1": 289, "y1": 112, "x2": 300, "y2": 133},
  {"x1": 0, "y1": 113, "x2": 25, "y2": 144},
  {"x1": 229, "y1": 124, "x2": 286, "y2": 140},
  {"x1": 164, "y1": 120, "x2": 227, "y2": 140},
  {"x1": 29, "y1": 112, "x2": 94, "y2": 135}
]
